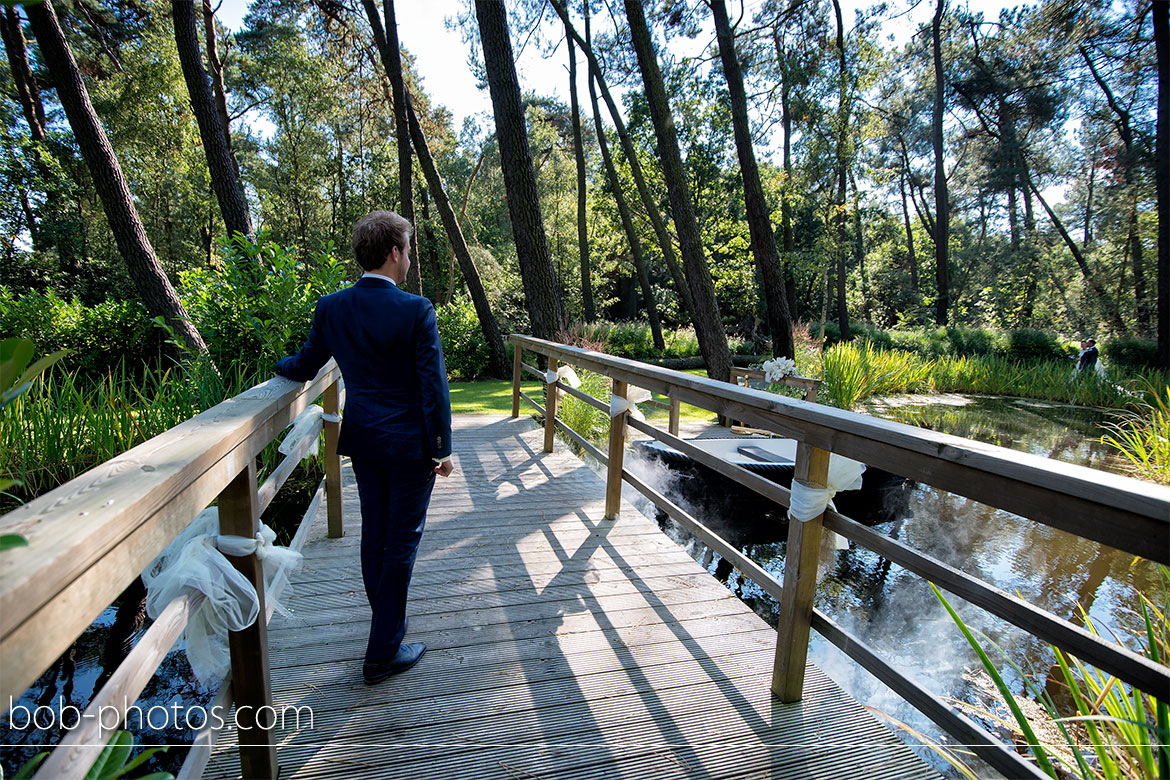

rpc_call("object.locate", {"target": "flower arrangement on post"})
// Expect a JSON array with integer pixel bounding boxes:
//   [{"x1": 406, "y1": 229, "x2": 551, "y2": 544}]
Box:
[{"x1": 762, "y1": 356, "x2": 797, "y2": 383}]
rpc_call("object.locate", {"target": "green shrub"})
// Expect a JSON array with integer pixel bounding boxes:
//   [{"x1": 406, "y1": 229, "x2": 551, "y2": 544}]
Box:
[
  {"x1": 437, "y1": 294, "x2": 491, "y2": 380},
  {"x1": 941, "y1": 325, "x2": 1001, "y2": 357},
  {"x1": 1102, "y1": 336, "x2": 1157, "y2": 370},
  {"x1": 662, "y1": 326, "x2": 699, "y2": 359},
  {"x1": 604, "y1": 320, "x2": 656, "y2": 360},
  {"x1": 180, "y1": 235, "x2": 348, "y2": 376},
  {"x1": 0, "y1": 287, "x2": 166, "y2": 379},
  {"x1": 1003, "y1": 328, "x2": 1067, "y2": 362},
  {"x1": 555, "y1": 369, "x2": 611, "y2": 448}
]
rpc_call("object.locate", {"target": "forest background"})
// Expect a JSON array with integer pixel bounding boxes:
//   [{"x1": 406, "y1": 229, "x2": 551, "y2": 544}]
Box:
[{"x1": 0, "y1": 0, "x2": 1166, "y2": 395}]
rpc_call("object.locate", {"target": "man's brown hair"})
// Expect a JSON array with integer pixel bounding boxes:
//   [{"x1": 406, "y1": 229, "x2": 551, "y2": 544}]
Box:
[{"x1": 352, "y1": 211, "x2": 412, "y2": 271}]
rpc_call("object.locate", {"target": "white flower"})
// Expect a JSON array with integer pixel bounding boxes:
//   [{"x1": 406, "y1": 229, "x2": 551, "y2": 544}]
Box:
[{"x1": 762, "y1": 357, "x2": 797, "y2": 383}]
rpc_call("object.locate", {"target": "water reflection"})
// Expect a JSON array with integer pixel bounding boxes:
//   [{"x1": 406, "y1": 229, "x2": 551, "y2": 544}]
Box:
[{"x1": 641, "y1": 395, "x2": 1162, "y2": 778}]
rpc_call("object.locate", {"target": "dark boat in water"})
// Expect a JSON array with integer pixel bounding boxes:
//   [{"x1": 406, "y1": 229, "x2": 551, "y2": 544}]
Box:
[{"x1": 631, "y1": 437, "x2": 912, "y2": 546}]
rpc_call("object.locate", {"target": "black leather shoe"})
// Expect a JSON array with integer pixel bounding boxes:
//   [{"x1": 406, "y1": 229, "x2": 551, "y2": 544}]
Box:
[{"x1": 363, "y1": 642, "x2": 426, "y2": 684}]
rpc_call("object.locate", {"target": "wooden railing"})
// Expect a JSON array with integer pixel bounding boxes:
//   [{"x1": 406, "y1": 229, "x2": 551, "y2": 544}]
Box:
[
  {"x1": 510, "y1": 334, "x2": 1170, "y2": 780},
  {"x1": 0, "y1": 361, "x2": 345, "y2": 780}
]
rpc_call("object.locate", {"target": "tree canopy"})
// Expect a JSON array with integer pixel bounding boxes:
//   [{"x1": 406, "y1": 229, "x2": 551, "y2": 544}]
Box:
[{"x1": 0, "y1": 0, "x2": 1164, "y2": 368}]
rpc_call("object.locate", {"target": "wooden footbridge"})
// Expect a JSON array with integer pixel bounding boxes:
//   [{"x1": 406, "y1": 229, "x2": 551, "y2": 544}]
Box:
[{"x1": 2, "y1": 336, "x2": 1167, "y2": 780}]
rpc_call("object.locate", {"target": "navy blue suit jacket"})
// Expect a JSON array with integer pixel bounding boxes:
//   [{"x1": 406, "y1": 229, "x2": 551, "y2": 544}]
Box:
[{"x1": 275, "y1": 276, "x2": 452, "y2": 462}]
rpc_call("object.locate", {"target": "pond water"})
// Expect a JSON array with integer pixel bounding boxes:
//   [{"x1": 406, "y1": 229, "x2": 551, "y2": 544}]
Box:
[{"x1": 630, "y1": 395, "x2": 1162, "y2": 779}]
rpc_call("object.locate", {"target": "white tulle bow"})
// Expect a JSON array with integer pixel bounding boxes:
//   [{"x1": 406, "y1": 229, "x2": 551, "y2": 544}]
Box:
[
  {"x1": 787, "y1": 454, "x2": 866, "y2": 551},
  {"x1": 279, "y1": 404, "x2": 324, "y2": 460},
  {"x1": 609, "y1": 386, "x2": 652, "y2": 421},
  {"x1": 544, "y1": 365, "x2": 582, "y2": 388},
  {"x1": 142, "y1": 508, "x2": 303, "y2": 683}
]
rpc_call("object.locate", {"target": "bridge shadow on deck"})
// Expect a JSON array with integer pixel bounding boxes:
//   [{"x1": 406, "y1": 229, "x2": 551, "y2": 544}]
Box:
[{"x1": 204, "y1": 415, "x2": 937, "y2": 780}]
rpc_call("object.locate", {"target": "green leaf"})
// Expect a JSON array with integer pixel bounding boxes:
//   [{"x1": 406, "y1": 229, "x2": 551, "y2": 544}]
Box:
[
  {"x1": 84, "y1": 730, "x2": 132, "y2": 780},
  {"x1": 0, "y1": 535, "x2": 28, "y2": 551},
  {"x1": 11, "y1": 752, "x2": 47, "y2": 780},
  {"x1": 930, "y1": 583, "x2": 1059, "y2": 778},
  {"x1": 0, "y1": 337, "x2": 35, "y2": 394},
  {"x1": 13, "y1": 349, "x2": 69, "y2": 395},
  {"x1": 108, "y1": 745, "x2": 169, "y2": 779}
]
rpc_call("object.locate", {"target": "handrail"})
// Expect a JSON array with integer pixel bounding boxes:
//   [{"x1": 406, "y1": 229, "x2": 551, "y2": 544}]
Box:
[
  {"x1": 510, "y1": 334, "x2": 1170, "y2": 780},
  {"x1": 510, "y1": 335, "x2": 1169, "y2": 559},
  {"x1": 0, "y1": 360, "x2": 345, "y2": 780}
]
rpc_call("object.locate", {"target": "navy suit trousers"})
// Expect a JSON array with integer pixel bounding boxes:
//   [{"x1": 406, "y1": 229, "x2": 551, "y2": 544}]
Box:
[{"x1": 349, "y1": 457, "x2": 436, "y2": 664}]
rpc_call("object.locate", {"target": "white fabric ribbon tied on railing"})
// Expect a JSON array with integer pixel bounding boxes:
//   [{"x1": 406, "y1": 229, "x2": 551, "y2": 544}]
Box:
[
  {"x1": 786, "y1": 454, "x2": 866, "y2": 551},
  {"x1": 142, "y1": 508, "x2": 303, "y2": 683},
  {"x1": 544, "y1": 365, "x2": 582, "y2": 388},
  {"x1": 609, "y1": 386, "x2": 653, "y2": 422},
  {"x1": 278, "y1": 404, "x2": 328, "y2": 460}
]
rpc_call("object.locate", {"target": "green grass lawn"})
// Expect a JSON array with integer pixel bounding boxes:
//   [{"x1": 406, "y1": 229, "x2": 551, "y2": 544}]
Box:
[{"x1": 449, "y1": 374, "x2": 716, "y2": 423}]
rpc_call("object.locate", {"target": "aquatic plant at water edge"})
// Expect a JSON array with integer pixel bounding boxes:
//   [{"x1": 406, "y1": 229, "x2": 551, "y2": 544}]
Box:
[
  {"x1": 816, "y1": 341, "x2": 1166, "y2": 410},
  {"x1": 820, "y1": 341, "x2": 935, "y2": 408},
  {"x1": 0, "y1": 359, "x2": 259, "y2": 509},
  {"x1": 1101, "y1": 384, "x2": 1170, "y2": 485},
  {"x1": 928, "y1": 580, "x2": 1170, "y2": 779}
]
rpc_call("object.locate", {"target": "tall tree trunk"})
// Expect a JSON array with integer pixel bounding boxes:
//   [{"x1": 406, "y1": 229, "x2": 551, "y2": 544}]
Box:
[
  {"x1": 406, "y1": 94, "x2": 509, "y2": 378},
  {"x1": 28, "y1": 0, "x2": 207, "y2": 354},
  {"x1": 1083, "y1": 149, "x2": 1095, "y2": 249},
  {"x1": 418, "y1": 183, "x2": 443, "y2": 287},
  {"x1": 1129, "y1": 197, "x2": 1148, "y2": 330},
  {"x1": 1157, "y1": 0, "x2": 1169, "y2": 368},
  {"x1": 851, "y1": 171, "x2": 868, "y2": 324},
  {"x1": 362, "y1": 0, "x2": 421, "y2": 295},
  {"x1": 831, "y1": 0, "x2": 849, "y2": 340},
  {"x1": 1027, "y1": 176, "x2": 1125, "y2": 332},
  {"x1": 475, "y1": 0, "x2": 563, "y2": 339},
  {"x1": 589, "y1": 70, "x2": 664, "y2": 350},
  {"x1": 2, "y1": 5, "x2": 76, "y2": 269},
  {"x1": 780, "y1": 80, "x2": 798, "y2": 322},
  {"x1": 1, "y1": 7, "x2": 46, "y2": 142},
  {"x1": 550, "y1": 0, "x2": 696, "y2": 319},
  {"x1": 710, "y1": 0, "x2": 793, "y2": 359},
  {"x1": 200, "y1": 0, "x2": 239, "y2": 179},
  {"x1": 567, "y1": 30, "x2": 595, "y2": 322},
  {"x1": 623, "y1": 0, "x2": 730, "y2": 381},
  {"x1": 1082, "y1": 44, "x2": 1149, "y2": 330},
  {"x1": 173, "y1": 0, "x2": 251, "y2": 239},
  {"x1": 899, "y1": 170, "x2": 919, "y2": 294},
  {"x1": 932, "y1": 0, "x2": 950, "y2": 325}
]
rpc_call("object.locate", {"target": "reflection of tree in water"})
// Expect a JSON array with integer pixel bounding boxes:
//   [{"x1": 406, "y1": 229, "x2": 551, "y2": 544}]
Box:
[{"x1": 868, "y1": 397, "x2": 1123, "y2": 472}]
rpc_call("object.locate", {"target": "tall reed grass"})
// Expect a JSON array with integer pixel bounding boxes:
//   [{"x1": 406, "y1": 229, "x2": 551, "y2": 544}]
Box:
[
  {"x1": 1, "y1": 359, "x2": 260, "y2": 509},
  {"x1": 818, "y1": 341, "x2": 1167, "y2": 411},
  {"x1": 1101, "y1": 384, "x2": 1170, "y2": 485},
  {"x1": 928, "y1": 578, "x2": 1170, "y2": 780}
]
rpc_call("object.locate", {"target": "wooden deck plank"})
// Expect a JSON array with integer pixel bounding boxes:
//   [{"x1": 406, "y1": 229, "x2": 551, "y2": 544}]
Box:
[{"x1": 203, "y1": 414, "x2": 937, "y2": 780}]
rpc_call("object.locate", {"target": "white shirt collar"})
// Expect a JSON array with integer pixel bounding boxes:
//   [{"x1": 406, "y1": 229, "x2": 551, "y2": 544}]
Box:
[{"x1": 361, "y1": 271, "x2": 396, "y2": 285}]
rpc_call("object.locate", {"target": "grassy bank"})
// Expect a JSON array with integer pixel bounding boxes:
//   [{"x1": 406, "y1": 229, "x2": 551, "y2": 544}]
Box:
[{"x1": 816, "y1": 341, "x2": 1169, "y2": 411}]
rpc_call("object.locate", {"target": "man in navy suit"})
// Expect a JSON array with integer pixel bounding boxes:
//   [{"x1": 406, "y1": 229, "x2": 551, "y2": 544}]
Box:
[{"x1": 276, "y1": 210, "x2": 453, "y2": 683}]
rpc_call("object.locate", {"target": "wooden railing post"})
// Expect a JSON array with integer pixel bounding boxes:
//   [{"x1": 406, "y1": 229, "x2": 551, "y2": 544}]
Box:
[
  {"x1": 217, "y1": 460, "x2": 279, "y2": 780},
  {"x1": 772, "y1": 441, "x2": 830, "y2": 702},
  {"x1": 543, "y1": 356, "x2": 558, "y2": 453},
  {"x1": 668, "y1": 395, "x2": 680, "y2": 437},
  {"x1": 323, "y1": 379, "x2": 343, "y2": 539},
  {"x1": 511, "y1": 341, "x2": 522, "y2": 418},
  {"x1": 604, "y1": 380, "x2": 628, "y2": 521}
]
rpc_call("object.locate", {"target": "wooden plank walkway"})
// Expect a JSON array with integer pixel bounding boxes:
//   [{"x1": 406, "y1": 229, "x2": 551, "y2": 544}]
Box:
[{"x1": 205, "y1": 414, "x2": 938, "y2": 780}]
